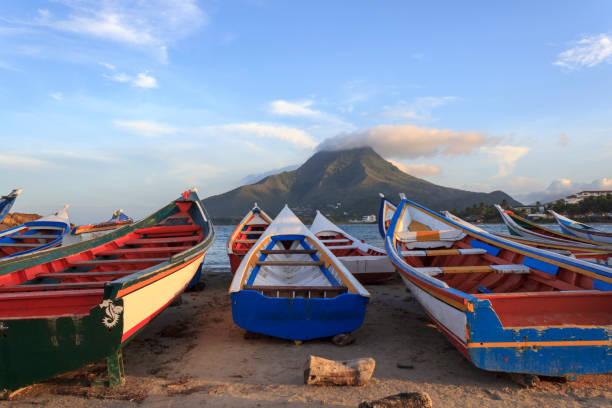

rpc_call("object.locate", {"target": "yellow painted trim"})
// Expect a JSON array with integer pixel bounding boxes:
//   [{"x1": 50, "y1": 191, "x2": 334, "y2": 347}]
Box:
[
  {"x1": 468, "y1": 340, "x2": 612, "y2": 348},
  {"x1": 441, "y1": 265, "x2": 493, "y2": 274}
]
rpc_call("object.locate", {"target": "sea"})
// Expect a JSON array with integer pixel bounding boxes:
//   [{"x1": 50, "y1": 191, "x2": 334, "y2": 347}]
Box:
[{"x1": 202, "y1": 223, "x2": 612, "y2": 271}]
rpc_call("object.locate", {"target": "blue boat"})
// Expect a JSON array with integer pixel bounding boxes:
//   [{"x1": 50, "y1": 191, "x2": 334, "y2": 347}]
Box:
[
  {"x1": 0, "y1": 205, "x2": 71, "y2": 260},
  {"x1": 0, "y1": 189, "x2": 21, "y2": 224},
  {"x1": 229, "y1": 205, "x2": 370, "y2": 341},
  {"x1": 385, "y1": 194, "x2": 612, "y2": 377}
]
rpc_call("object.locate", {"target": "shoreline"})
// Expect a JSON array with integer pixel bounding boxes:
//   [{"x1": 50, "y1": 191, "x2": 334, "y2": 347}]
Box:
[{"x1": 3, "y1": 270, "x2": 610, "y2": 407}]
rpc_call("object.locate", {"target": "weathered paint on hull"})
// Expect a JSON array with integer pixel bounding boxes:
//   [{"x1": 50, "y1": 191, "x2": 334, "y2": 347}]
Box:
[{"x1": 231, "y1": 290, "x2": 369, "y2": 341}]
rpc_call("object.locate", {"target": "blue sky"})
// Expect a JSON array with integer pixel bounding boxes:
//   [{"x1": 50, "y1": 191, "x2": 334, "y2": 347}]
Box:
[{"x1": 1, "y1": 1, "x2": 611, "y2": 222}]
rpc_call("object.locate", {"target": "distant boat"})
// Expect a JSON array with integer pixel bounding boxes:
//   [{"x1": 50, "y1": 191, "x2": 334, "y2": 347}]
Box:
[
  {"x1": 494, "y1": 204, "x2": 609, "y2": 247},
  {"x1": 0, "y1": 205, "x2": 70, "y2": 260},
  {"x1": 549, "y1": 210, "x2": 612, "y2": 245},
  {"x1": 229, "y1": 205, "x2": 370, "y2": 341},
  {"x1": 380, "y1": 195, "x2": 612, "y2": 265},
  {"x1": 72, "y1": 209, "x2": 133, "y2": 236},
  {"x1": 0, "y1": 190, "x2": 215, "y2": 391},
  {"x1": 226, "y1": 203, "x2": 273, "y2": 274},
  {"x1": 310, "y1": 210, "x2": 395, "y2": 283},
  {"x1": 0, "y1": 189, "x2": 21, "y2": 224},
  {"x1": 385, "y1": 194, "x2": 612, "y2": 377}
]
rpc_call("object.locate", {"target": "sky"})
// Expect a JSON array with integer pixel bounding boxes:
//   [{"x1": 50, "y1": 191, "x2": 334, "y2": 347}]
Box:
[{"x1": 0, "y1": 0, "x2": 611, "y2": 223}]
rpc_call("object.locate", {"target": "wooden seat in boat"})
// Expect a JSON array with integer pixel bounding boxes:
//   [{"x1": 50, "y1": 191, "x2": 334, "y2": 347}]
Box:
[
  {"x1": 0, "y1": 243, "x2": 42, "y2": 247},
  {"x1": 0, "y1": 282, "x2": 106, "y2": 292},
  {"x1": 97, "y1": 246, "x2": 191, "y2": 256},
  {"x1": 10, "y1": 234, "x2": 58, "y2": 240},
  {"x1": 244, "y1": 285, "x2": 348, "y2": 298},
  {"x1": 255, "y1": 260, "x2": 324, "y2": 267},
  {"x1": 402, "y1": 248, "x2": 487, "y2": 257},
  {"x1": 415, "y1": 264, "x2": 530, "y2": 276},
  {"x1": 68, "y1": 257, "x2": 169, "y2": 266},
  {"x1": 260, "y1": 249, "x2": 317, "y2": 255},
  {"x1": 235, "y1": 239, "x2": 258, "y2": 243}
]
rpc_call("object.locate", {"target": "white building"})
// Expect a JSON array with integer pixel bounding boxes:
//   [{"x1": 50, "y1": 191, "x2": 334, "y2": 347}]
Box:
[{"x1": 564, "y1": 190, "x2": 612, "y2": 204}]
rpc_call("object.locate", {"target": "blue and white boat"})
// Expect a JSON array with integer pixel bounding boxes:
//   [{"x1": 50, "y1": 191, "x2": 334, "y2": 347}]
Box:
[
  {"x1": 0, "y1": 205, "x2": 70, "y2": 260},
  {"x1": 229, "y1": 205, "x2": 370, "y2": 341},
  {"x1": 0, "y1": 189, "x2": 21, "y2": 224},
  {"x1": 550, "y1": 210, "x2": 612, "y2": 245}
]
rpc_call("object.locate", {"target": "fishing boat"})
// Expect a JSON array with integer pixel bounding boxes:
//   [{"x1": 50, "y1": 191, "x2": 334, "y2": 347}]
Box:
[
  {"x1": 0, "y1": 189, "x2": 21, "y2": 224},
  {"x1": 494, "y1": 204, "x2": 609, "y2": 247},
  {"x1": 0, "y1": 205, "x2": 71, "y2": 260},
  {"x1": 385, "y1": 194, "x2": 612, "y2": 377},
  {"x1": 310, "y1": 210, "x2": 395, "y2": 283},
  {"x1": 0, "y1": 189, "x2": 215, "y2": 391},
  {"x1": 550, "y1": 210, "x2": 612, "y2": 245},
  {"x1": 381, "y1": 196, "x2": 612, "y2": 266},
  {"x1": 227, "y1": 203, "x2": 273, "y2": 274},
  {"x1": 72, "y1": 209, "x2": 133, "y2": 236},
  {"x1": 229, "y1": 205, "x2": 370, "y2": 341}
]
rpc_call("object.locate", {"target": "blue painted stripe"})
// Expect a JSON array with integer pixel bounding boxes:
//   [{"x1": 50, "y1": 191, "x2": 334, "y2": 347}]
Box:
[
  {"x1": 300, "y1": 239, "x2": 341, "y2": 286},
  {"x1": 469, "y1": 239, "x2": 501, "y2": 257},
  {"x1": 523, "y1": 256, "x2": 559, "y2": 275},
  {"x1": 477, "y1": 286, "x2": 493, "y2": 293},
  {"x1": 593, "y1": 279, "x2": 612, "y2": 291}
]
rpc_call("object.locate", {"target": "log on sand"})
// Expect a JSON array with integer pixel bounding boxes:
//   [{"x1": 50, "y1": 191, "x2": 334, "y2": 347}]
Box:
[
  {"x1": 304, "y1": 355, "x2": 375, "y2": 386},
  {"x1": 358, "y1": 392, "x2": 433, "y2": 408}
]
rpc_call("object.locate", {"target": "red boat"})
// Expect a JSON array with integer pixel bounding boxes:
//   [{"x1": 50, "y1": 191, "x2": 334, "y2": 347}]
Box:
[
  {"x1": 226, "y1": 203, "x2": 273, "y2": 274},
  {"x1": 310, "y1": 211, "x2": 395, "y2": 283}
]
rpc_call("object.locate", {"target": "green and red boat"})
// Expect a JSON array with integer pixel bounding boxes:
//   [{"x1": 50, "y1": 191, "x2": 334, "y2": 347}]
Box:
[{"x1": 0, "y1": 190, "x2": 215, "y2": 391}]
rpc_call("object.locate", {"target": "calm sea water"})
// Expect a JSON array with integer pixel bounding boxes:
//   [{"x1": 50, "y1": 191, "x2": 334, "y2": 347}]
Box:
[{"x1": 203, "y1": 223, "x2": 612, "y2": 271}]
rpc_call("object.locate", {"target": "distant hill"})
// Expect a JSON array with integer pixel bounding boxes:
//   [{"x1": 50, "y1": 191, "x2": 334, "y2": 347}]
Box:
[{"x1": 202, "y1": 147, "x2": 521, "y2": 223}]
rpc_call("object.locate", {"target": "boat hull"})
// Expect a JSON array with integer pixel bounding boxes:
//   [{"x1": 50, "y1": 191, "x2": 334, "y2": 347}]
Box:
[
  {"x1": 558, "y1": 224, "x2": 612, "y2": 245},
  {"x1": 337, "y1": 255, "x2": 396, "y2": 283},
  {"x1": 231, "y1": 290, "x2": 369, "y2": 341}
]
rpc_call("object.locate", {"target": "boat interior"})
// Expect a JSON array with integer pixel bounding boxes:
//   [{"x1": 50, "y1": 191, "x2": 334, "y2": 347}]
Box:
[
  {"x1": 231, "y1": 214, "x2": 270, "y2": 255},
  {"x1": 240, "y1": 234, "x2": 350, "y2": 299},
  {"x1": 0, "y1": 202, "x2": 205, "y2": 320},
  {"x1": 0, "y1": 225, "x2": 65, "y2": 259},
  {"x1": 315, "y1": 231, "x2": 383, "y2": 257},
  {"x1": 394, "y1": 203, "x2": 612, "y2": 326}
]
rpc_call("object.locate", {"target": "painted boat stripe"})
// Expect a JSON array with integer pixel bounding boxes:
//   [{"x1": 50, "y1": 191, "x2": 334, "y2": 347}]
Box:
[
  {"x1": 116, "y1": 255, "x2": 201, "y2": 298},
  {"x1": 121, "y1": 291, "x2": 179, "y2": 342},
  {"x1": 468, "y1": 340, "x2": 612, "y2": 348}
]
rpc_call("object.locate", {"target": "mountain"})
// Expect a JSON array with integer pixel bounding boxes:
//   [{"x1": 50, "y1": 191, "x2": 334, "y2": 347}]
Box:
[
  {"x1": 202, "y1": 147, "x2": 521, "y2": 222},
  {"x1": 240, "y1": 164, "x2": 300, "y2": 186}
]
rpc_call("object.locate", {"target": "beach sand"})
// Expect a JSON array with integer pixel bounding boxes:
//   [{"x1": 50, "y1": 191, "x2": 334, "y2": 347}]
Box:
[{"x1": 2, "y1": 271, "x2": 611, "y2": 407}]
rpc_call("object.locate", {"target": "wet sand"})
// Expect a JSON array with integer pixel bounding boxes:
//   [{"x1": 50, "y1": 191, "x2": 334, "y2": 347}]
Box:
[{"x1": 2, "y1": 271, "x2": 611, "y2": 407}]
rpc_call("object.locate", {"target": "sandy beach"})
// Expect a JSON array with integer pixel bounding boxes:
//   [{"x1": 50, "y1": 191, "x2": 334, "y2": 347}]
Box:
[{"x1": 1, "y1": 271, "x2": 609, "y2": 408}]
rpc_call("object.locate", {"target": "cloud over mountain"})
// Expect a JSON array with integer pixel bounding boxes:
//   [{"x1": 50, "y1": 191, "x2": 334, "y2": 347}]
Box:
[{"x1": 317, "y1": 124, "x2": 498, "y2": 159}]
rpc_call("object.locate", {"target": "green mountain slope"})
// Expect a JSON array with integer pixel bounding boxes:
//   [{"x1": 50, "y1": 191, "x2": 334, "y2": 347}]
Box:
[{"x1": 202, "y1": 147, "x2": 521, "y2": 222}]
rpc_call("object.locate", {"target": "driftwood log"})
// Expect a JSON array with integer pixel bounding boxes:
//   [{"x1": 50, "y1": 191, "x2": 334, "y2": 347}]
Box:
[
  {"x1": 304, "y1": 355, "x2": 375, "y2": 386},
  {"x1": 358, "y1": 392, "x2": 433, "y2": 408}
]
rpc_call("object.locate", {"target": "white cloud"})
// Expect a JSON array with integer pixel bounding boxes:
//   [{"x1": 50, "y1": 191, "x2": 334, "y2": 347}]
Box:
[
  {"x1": 381, "y1": 96, "x2": 458, "y2": 121},
  {"x1": 113, "y1": 120, "x2": 177, "y2": 137},
  {"x1": 388, "y1": 160, "x2": 441, "y2": 177},
  {"x1": 208, "y1": 123, "x2": 317, "y2": 149},
  {"x1": 513, "y1": 177, "x2": 612, "y2": 205},
  {"x1": 269, "y1": 100, "x2": 319, "y2": 117},
  {"x1": 481, "y1": 145, "x2": 530, "y2": 177},
  {"x1": 104, "y1": 72, "x2": 158, "y2": 88},
  {"x1": 554, "y1": 34, "x2": 612, "y2": 69},
  {"x1": 99, "y1": 62, "x2": 116, "y2": 70},
  {"x1": 34, "y1": 0, "x2": 206, "y2": 49},
  {"x1": 318, "y1": 124, "x2": 497, "y2": 159},
  {"x1": 50, "y1": 92, "x2": 63, "y2": 101},
  {"x1": 0, "y1": 153, "x2": 50, "y2": 168},
  {"x1": 133, "y1": 73, "x2": 158, "y2": 88}
]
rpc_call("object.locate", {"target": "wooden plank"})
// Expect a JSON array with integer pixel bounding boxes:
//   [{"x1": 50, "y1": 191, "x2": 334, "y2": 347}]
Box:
[
  {"x1": 10, "y1": 234, "x2": 58, "y2": 240},
  {"x1": 240, "y1": 230, "x2": 263, "y2": 234},
  {"x1": 245, "y1": 285, "x2": 347, "y2": 291},
  {"x1": 97, "y1": 246, "x2": 191, "y2": 256},
  {"x1": 235, "y1": 239, "x2": 258, "y2": 244},
  {"x1": 260, "y1": 249, "x2": 317, "y2": 254},
  {"x1": 135, "y1": 225, "x2": 199, "y2": 235},
  {"x1": 42, "y1": 271, "x2": 135, "y2": 279},
  {"x1": 0, "y1": 282, "x2": 106, "y2": 293},
  {"x1": 69, "y1": 257, "x2": 168, "y2": 266},
  {"x1": 529, "y1": 272, "x2": 584, "y2": 291},
  {"x1": 125, "y1": 236, "x2": 199, "y2": 245},
  {"x1": 256, "y1": 260, "x2": 324, "y2": 266}
]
